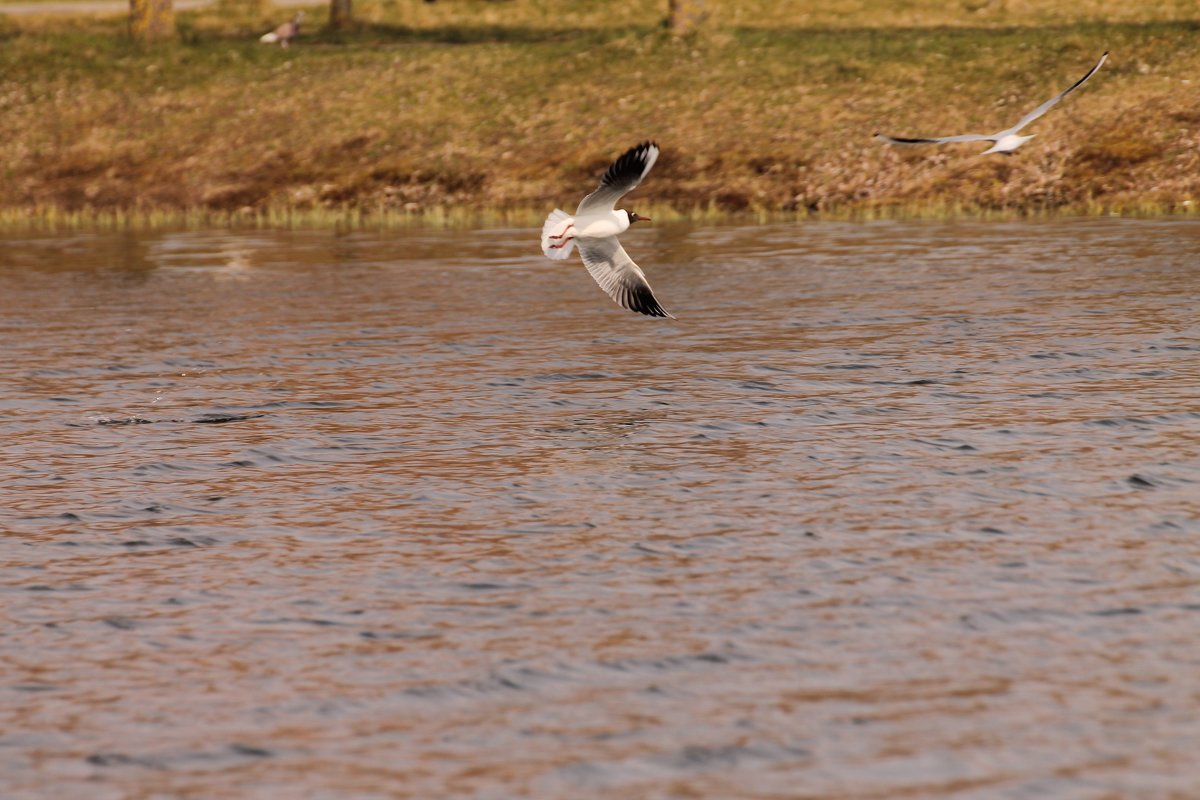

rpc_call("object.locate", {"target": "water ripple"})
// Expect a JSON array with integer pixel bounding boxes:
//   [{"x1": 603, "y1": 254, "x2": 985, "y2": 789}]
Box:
[{"x1": 1, "y1": 220, "x2": 1199, "y2": 798}]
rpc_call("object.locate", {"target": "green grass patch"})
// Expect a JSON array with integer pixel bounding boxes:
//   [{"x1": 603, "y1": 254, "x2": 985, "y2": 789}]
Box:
[{"x1": 1, "y1": 1, "x2": 1197, "y2": 225}]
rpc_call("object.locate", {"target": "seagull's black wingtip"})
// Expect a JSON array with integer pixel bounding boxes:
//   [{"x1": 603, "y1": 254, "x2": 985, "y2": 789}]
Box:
[
  {"x1": 602, "y1": 142, "x2": 661, "y2": 190},
  {"x1": 634, "y1": 301, "x2": 672, "y2": 319}
]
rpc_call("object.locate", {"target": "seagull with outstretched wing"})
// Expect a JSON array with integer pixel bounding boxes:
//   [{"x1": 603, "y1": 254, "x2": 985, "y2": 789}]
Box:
[
  {"x1": 541, "y1": 141, "x2": 673, "y2": 318},
  {"x1": 875, "y1": 52, "x2": 1108, "y2": 155}
]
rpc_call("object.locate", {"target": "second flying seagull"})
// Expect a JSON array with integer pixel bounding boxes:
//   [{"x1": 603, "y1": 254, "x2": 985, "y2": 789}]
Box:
[
  {"x1": 541, "y1": 142, "x2": 673, "y2": 318},
  {"x1": 875, "y1": 52, "x2": 1108, "y2": 155}
]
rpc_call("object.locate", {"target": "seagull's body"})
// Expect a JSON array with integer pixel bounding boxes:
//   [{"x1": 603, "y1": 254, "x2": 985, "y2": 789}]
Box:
[
  {"x1": 260, "y1": 12, "x2": 303, "y2": 47},
  {"x1": 541, "y1": 141, "x2": 673, "y2": 318},
  {"x1": 875, "y1": 52, "x2": 1109, "y2": 155}
]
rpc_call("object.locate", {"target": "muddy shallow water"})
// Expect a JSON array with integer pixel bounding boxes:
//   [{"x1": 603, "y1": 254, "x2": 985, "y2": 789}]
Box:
[{"x1": 2, "y1": 219, "x2": 1199, "y2": 798}]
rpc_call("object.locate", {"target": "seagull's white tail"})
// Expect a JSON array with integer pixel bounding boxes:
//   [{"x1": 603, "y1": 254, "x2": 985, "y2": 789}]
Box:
[
  {"x1": 260, "y1": 32, "x2": 279, "y2": 43},
  {"x1": 541, "y1": 209, "x2": 576, "y2": 261}
]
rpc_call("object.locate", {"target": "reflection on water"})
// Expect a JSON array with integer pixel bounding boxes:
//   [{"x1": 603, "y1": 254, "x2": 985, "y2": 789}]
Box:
[{"x1": 2, "y1": 219, "x2": 1199, "y2": 798}]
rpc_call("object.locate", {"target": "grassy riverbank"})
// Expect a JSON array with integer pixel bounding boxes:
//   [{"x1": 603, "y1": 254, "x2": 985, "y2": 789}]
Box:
[{"x1": 1, "y1": 0, "x2": 1197, "y2": 225}]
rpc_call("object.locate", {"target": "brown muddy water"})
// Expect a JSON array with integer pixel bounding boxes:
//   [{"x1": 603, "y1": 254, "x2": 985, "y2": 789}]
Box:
[{"x1": 1, "y1": 219, "x2": 1199, "y2": 799}]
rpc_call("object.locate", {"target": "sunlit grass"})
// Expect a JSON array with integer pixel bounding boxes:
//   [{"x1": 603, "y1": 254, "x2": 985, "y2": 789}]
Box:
[
  {"x1": 3, "y1": 195, "x2": 1192, "y2": 236},
  {"x1": 0, "y1": 0, "x2": 1197, "y2": 228}
]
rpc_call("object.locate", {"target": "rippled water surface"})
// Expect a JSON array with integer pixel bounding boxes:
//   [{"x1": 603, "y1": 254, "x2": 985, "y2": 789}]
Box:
[{"x1": 2, "y1": 219, "x2": 1199, "y2": 798}]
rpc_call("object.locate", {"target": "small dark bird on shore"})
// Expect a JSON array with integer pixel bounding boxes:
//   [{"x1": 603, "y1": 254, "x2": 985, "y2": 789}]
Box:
[{"x1": 260, "y1": 11, "x2": 304, "y2": 47}]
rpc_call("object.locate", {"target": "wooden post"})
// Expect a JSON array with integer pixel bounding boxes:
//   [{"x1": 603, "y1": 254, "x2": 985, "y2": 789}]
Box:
[
  {"x1": 667, "y1": 0, "x2": 703, "y2": 33},
  {"x1": 329, "y1": 0, "x2": 352, "y2": 30},
  {"x1": 129, "y1": 0, "x2": 176, "y2": 41}
]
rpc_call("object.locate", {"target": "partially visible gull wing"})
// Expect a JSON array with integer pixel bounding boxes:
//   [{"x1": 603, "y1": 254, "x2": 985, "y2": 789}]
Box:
[
  {"x1": 875, "y1": 133, "x2": 993, "y2": 145},
  {"x1": 577, "y1": 141, "x2": 659, "y2": 215},
  {"x1": 576, "y1": 236, "x2": 673, "y2": 318},
  {"x1": 1008, "y1": 51, "x2": 1108, "y2": 133}
]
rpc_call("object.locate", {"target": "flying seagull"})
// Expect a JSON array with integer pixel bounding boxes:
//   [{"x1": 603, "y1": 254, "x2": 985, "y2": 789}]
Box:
[
  {"x1": 260, "y1": 11, "x2": 304, "y2": 47},
  {"x1": 875, "y1": 51, "x2": 1108, "y2": 155},
  {"x1": 541, "y1": 141, "x2": 673, "y2": 318}
]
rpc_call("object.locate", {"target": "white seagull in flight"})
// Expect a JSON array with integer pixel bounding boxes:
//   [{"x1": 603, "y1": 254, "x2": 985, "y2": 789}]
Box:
[
  {"x1": 541, "y1": 141, "x2": 673, "y2": 318},
  {"x1": 875, "y1": 52, "x2": 1108, "y2": 155}
]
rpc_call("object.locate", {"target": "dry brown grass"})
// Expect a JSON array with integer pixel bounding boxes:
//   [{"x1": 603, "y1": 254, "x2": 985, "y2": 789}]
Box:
[{"x1": 0, "y1": 0, "x2": 1197, "y2": 224}]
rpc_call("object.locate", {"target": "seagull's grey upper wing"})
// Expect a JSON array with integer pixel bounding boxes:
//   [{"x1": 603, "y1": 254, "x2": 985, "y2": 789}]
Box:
[
  {"x1": 875, "y1": 132, "x2": 993, "y2": 145},
  {"x1": 576, "y1": 235, "x2": 673, "y2": 318},
  {"x1": 576, "y1": 142, "x2": 659, "y2": 215},
  {"x1": 1008, "y1": 51, "x2": 1108, "y2": 133}
]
